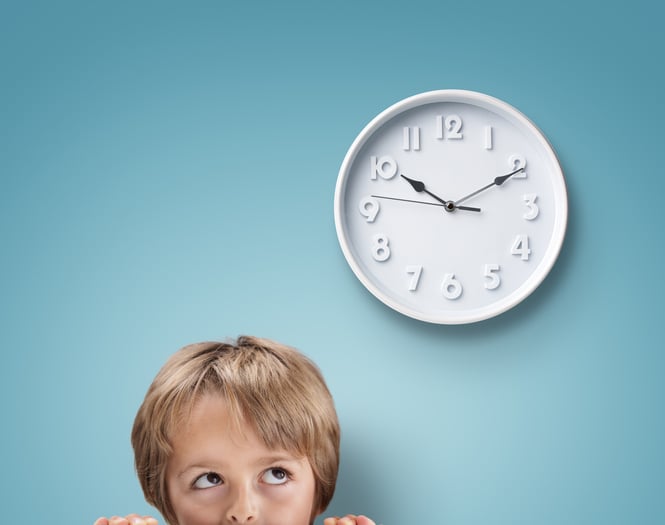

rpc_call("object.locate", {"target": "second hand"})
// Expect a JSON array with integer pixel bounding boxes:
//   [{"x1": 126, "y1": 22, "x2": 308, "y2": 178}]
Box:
[{"x1": 372, "y1": 195, "x2": 481, "y2": 212}]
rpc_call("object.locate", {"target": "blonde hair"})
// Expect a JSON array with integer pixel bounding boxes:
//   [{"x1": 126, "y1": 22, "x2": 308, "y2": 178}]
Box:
[{"x1": 131, "y1": 336, "x2": 340, "y2": 525}]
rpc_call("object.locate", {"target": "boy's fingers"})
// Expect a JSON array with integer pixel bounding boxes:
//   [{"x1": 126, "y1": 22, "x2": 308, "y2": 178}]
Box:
[
  {"x1": 94, "y1": 514, "x2": 156, "y2": 525},
  {"x1": 324, "y1": 515, "x2": 376, "y2": 525},
  {"x1": 127, "y1": 516, "x2": 157, "y2": 525}
]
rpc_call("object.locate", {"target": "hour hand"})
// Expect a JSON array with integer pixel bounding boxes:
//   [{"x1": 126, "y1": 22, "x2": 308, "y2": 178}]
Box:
[{"x1": 400, "y1": 174, "x2": 480, "y2": 212}]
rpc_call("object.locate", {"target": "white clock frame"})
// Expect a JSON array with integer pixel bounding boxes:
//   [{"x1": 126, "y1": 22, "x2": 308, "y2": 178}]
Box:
[{"x1": 334, "y1": 90, "x2": 567, "y2": 324}]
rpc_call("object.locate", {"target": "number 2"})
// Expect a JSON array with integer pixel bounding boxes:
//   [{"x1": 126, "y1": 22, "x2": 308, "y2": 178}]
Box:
[{"x1": 509, "y1": 154, "x2": 527, "y2": 178}]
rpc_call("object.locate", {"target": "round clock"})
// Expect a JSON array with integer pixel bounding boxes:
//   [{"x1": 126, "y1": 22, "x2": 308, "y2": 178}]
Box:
[{"x1": 334, "y1": 90, "x2": 567, "y2": 324}]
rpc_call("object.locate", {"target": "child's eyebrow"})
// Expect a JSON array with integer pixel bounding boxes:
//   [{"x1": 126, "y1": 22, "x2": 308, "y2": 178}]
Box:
[
  {"x1": 257, "y1": 454, "x2": 298, "y2": 463},
  {"x1": 176, "y1": 463, "x2": 220, "y2": 478},
  {"x1": 255, "y1": 454, "x2": 307, "y2": 467},
  {"x1": 175, "y1": 454, "x2": 305, "y2": 477}
]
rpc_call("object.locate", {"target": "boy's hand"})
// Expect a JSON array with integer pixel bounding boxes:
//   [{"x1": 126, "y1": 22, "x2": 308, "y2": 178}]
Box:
[
  {"x1": 94, "y1": 515, "x2": 158, "y2": 525},
  {"x1": 324, "y1": 515, "x2": 375, "y2": 525}
]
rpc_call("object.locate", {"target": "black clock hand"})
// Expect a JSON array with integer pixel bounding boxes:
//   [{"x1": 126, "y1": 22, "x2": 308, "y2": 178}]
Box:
[
  {"x1": 400, "y1": 174, "x2": 480, "y2": 212},
  {"x1": 454, "y1": 167, "x2": 524, "y2": 206},
  {"x1": 401, "y1": 174, "x2": 449, "y2": 207}
]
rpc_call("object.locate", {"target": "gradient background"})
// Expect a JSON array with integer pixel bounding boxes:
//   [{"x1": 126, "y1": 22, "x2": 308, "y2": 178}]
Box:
[{"x1": 1, "y1": 1, "x2": 663, "y2": 524}]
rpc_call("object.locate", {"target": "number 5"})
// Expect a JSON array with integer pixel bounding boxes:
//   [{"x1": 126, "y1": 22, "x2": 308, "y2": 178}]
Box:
[{"x1": 484, "y1": 264, "x2": 501, "y2": 290}]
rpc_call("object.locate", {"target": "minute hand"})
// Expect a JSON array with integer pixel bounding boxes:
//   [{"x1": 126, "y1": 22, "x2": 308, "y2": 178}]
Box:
[{"x1": 454, "y1": 167, "x2": 524, "y2": 206}]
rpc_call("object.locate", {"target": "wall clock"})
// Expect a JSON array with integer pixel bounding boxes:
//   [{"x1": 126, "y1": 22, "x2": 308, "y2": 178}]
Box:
[{"x1": 334, "y1": 90, "x2": 567, "y2": 324}]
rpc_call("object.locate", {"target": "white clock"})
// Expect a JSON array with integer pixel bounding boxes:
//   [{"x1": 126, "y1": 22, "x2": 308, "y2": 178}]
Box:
[{"x1": 334, "y1": 90, "x2": 567, "y2": 324}]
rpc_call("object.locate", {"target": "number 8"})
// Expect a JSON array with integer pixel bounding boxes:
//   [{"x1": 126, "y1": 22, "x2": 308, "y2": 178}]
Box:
[{"x1": 371, "y1": 234, "x2": 391, "y2": 262}]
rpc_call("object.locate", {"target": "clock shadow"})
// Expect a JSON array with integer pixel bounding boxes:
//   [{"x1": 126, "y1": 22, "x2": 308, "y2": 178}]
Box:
[
  {"x1": 322, "y1": 437, "x2": 386, "y2": 525},
  {"x1": 328, "y1": 163, "x2": 579, "y2": 524}
]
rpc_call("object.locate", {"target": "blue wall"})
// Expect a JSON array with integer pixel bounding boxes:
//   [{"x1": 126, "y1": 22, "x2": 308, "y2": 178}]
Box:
[{"x1": 2, "y1": 1, "x2": 663, "y2": 523}]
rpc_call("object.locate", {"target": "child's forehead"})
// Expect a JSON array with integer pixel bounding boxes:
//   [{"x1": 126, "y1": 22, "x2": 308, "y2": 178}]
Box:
[
  {"x1": 170, "y1": 392, "x2": 306, "y2": 458},
  {"x1": 176, "y1": 391, "x2": 238, "y2": 426},
  {"x1": 175, "y1": 392, "x2": 265, "y2": 435}
]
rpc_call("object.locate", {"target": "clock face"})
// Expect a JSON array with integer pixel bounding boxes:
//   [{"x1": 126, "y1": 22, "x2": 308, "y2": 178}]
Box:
[{"x1": 334, "y1": 90, "x2": 567, "y2": 324}]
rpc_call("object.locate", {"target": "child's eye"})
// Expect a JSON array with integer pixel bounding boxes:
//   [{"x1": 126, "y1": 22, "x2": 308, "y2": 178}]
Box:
[
  {"x1": 193, "y1": 472, "x2": 223, "y2": 489},
  {"x1": 262, "y1": 467, "x2": 289, "y2": 485}
]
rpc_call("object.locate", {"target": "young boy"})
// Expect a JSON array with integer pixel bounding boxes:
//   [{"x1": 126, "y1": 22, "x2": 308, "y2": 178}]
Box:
[{"x1": 94, "y1": 336, "x2": 375, "y2": 525}]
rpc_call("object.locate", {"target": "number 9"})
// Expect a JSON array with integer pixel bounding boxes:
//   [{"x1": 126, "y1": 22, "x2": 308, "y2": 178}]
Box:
[{"x1": 359, "y1": 196, "x2": 380, "y2": 222}]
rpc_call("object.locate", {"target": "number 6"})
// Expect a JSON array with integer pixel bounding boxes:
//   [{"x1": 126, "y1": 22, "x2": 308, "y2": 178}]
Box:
[{"x1": 441, "y1": 273, "x2": 462, "y2": 300}]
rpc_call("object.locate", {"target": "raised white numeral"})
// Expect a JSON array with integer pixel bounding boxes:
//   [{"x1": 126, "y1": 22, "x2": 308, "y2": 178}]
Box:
[
  {"x1": 370, "y1": 156, "x2": 398, "y2": 180},
  {"x1": 441, "y1": 273, "x2": 463, "y2": 300},
  {"x1": 484, "y1": 126, "x2": 493, "y2": 150},
  {"x1": 371, "y1": 234, "x2": 391, "y2": 262},
  {"x1": 484, "y1": 264, "x2": 501, "y2": 290},
  {"x1": 406, "y1": 265, "x2": 423, "y2": 291},
  {"x1": 511, "y1": 235, "x2": 531, "y2": 261},
  {"x1": 436, "y1": 115, "x2": 463, "y2": 140},
  {"x1": 509, "y1": 154, "x2": 527, "y2": 178},
  {"x1": 359, "y1": 196, "x2": 380, "y2": 222},
  {"x1": 523, "y1": 193, "x2": 539, "y2": 220},
  {"x1": 403, "y1": 126, "x2": 421, "y2": 151}
]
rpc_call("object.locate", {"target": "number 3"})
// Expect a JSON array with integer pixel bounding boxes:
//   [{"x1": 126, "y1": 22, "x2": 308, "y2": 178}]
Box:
[{"x1": 523, "y1": 193, "x2": 539, "y2": 220}]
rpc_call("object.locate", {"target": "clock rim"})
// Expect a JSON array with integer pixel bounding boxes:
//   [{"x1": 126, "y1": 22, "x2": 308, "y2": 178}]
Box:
[{"x1": 334, "y1": 89, "x2": 568, "y2": 324}]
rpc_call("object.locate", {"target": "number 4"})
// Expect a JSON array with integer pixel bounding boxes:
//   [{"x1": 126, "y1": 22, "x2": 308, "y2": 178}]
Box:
[{"x1": 511, "y1": 235, "x2": 531, "y2": 261}]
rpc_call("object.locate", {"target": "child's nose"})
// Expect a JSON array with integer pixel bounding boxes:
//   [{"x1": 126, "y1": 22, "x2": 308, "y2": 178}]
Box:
[{"x1": 226, "y1": 484, "x2": 258, "y2": 523}]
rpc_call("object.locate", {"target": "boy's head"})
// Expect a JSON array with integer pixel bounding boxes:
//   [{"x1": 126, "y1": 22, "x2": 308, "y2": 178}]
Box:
[{"x1": 131, "y1": 336, "x2": 340, "y2": 524}]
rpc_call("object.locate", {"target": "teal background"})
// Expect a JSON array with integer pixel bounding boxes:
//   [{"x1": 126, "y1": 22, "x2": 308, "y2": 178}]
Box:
[{"x1": 1, "y1": 1, "x2": 663, "y2": 524}]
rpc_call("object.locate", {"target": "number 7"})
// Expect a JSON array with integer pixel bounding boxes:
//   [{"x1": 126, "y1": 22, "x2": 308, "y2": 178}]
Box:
[{"x1": 406, "y1": 265, "x2": 423, "y2": 291}]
